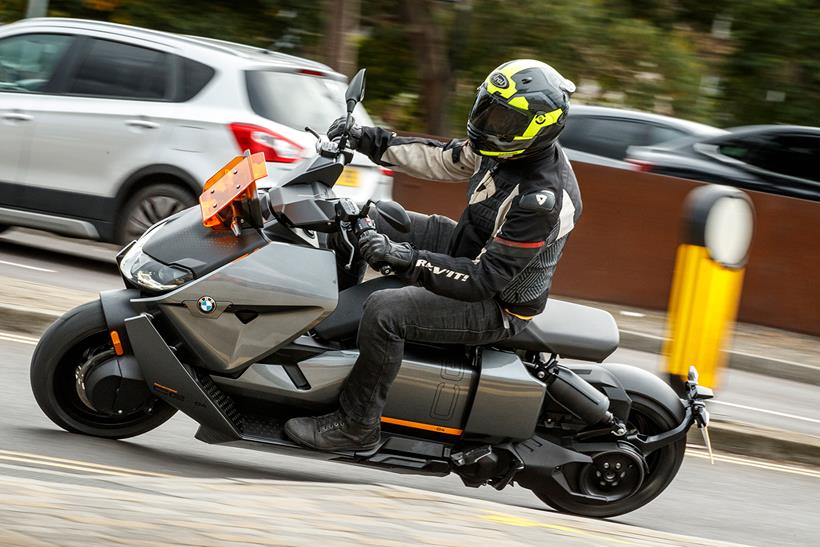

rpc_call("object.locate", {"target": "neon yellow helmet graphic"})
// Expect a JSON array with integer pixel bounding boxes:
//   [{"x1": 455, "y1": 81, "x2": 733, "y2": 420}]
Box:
[{"x1": 467, "y1": 59, "x2": 575, "y2": 158}]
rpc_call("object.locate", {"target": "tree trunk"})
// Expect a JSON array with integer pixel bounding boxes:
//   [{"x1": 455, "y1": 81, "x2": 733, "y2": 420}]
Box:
[
  {"x1": 402, "y1": 0, "x2": 452, "y2": 135},
  {"x1": 322, "y1": 0, "x2": 361, "y2": 77}
]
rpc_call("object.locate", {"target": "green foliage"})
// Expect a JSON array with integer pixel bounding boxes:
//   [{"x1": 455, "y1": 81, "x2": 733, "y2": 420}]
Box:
[
  {"x1": 2, "y1": 0, "x2": 816, "y2": 132},
  {"x1": 719, "y1": 0, "x2": 820, "y2": 126},
  {"x1": 44, "y1": 0, "x2": 322, "y2": 52},
  {"x1": 0, "y1": 0, "x2": 26, "y2": 22}
]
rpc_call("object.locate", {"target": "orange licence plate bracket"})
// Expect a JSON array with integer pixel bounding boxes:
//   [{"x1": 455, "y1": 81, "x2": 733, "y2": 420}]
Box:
[{"x1": 199, "y1": 152, "x2": 267, "y2": 228}]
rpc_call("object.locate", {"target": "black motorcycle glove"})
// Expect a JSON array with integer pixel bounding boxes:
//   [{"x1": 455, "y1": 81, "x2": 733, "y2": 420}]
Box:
[
  {"x1": 358, "y1": 231, "x2": 416, "y2": 274},
  {"x1": 327, "y1": 116, "x2": 363, "y2": 150}
]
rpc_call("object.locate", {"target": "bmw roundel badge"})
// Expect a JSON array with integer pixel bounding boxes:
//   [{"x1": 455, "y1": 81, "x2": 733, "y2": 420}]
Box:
[{"x1": 198, "y1": 296, "x2": 216, "y2": 314}]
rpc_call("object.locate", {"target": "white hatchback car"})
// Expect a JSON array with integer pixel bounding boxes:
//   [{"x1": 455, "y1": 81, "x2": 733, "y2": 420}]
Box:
[{"x1": 0, "y1": 18, "x2": 392, "y2": 244}]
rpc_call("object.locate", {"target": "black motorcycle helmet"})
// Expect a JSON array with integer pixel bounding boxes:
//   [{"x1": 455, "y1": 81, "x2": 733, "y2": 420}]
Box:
[{"x1": 467, "y1": 59, "x2": 575, "y2": 158}]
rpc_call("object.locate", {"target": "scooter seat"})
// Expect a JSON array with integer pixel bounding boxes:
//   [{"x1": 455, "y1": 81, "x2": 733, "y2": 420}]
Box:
[
  {"x1": 312, "y1": 276, "x2": 407, "y2": 343},
  {"x1": 497, "y1": 299, "x2": 619, "y2": 362},
  {"x1": 313, "y1": 278, "x2": 619, "y2": 363}
]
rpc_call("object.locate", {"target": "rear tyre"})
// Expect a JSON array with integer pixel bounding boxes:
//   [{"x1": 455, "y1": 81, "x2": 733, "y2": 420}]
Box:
[
  {"x1": 116, "y1": 183, "x2": 196, "y2": 245},
  {"x1": 30, "y1": 300, "x2": 176, "y2": 439},
  {"x1": 532, "y1": 395, "x2": 686, "y2": 518}
]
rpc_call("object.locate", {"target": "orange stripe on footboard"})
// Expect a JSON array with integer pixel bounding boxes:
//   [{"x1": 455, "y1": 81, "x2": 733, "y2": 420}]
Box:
[{"x1": 380, "y1": 416, "x2": 464, "y2": 436}]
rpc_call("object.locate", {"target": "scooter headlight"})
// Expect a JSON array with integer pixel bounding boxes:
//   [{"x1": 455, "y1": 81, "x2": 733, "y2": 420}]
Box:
[{"x1": 119, "y1": 227, "x2": 194, "y2": 292}]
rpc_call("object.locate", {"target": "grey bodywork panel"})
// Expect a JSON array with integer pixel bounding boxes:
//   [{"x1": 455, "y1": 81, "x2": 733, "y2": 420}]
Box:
[
  {"x1": 215, "y1": 344, "x2": 545, "y2": 440},
  {"x1": 137, "y1": 241, "x2": 339, "y2": 372},
  {"x1": 214, "y1": 350, "x2": 358, "y2": 409},
  {"x1": 141, "y1": 208, "x2": 267, "y2": 277},
  {"x1": 125, "y1": 313, "x2": 240, "y2": 438},
  {"x1": 215, "y1": 344, "x2": 477, "y2": 432},
  {"x1": 463, "y1": 350, "x2": 545, "y2": 441},
  {"x1": 499, "y1": 298, "x2": 619, "y2": 362},
  {"x1": 381, "y1": 345, "x2": 476, "y2": 431}
]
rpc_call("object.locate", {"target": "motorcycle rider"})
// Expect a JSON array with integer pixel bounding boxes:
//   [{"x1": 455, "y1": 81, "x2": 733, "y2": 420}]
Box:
[{"x1": 285, "y1": 59, "x2": 582, "y2": 451}]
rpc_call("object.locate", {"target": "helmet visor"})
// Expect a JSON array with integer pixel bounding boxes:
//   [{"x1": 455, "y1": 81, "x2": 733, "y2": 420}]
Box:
[{"x1": 469, "y1": 90, "x2": 531, "y2": 140}]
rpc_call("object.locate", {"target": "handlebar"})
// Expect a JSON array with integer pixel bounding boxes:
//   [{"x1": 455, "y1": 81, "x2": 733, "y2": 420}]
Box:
[{"x1": 351, "y1": 215, "x2": 392, "y2": 276}]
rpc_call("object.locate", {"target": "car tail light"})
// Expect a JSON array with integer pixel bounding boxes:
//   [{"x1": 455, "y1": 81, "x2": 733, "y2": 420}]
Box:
[
  {"x1": 627, "y1": 159, "x2": 655, "y2": 173},
  {"x1": 299, "y1": 68, "x2": 326, "y2": 77},
  {"x1": 379, "y1": 167, "x2": 394, "y2": 177},
  {"x1": 229, "y1": 123, "x2": 304, "y2": 163}
]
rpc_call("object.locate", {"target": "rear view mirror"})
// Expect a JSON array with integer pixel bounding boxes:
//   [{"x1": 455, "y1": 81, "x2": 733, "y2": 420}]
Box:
[
  {"x1": 345, "y1": 68, "x2": 366, "y2": 112},
  {"x1": 374, "y1": 200, "x2": 411, "y2": 233}
]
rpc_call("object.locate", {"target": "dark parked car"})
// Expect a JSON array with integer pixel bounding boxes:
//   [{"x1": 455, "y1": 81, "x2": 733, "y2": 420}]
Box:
[
  {"x1": 559, "y1": 105, "x2": 725, "y2": 161},
  {"x1": 626, "y1": 125, "x2": 820, "y2": 201}
]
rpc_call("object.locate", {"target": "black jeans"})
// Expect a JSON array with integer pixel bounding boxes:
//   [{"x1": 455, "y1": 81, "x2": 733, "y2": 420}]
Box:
[{"x1": 337, "y1": 212, "x2": 528, "y2": 426}]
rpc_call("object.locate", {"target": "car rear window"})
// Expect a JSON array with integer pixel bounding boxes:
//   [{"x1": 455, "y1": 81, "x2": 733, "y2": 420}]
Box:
[
  {"x1": 178, "y1": 57, "x2": 215, "y2": 101},
  {"x1": 67, "y1": 38, "x2": 169, "y2": 100},
  {"x1": 245, "y1": 70, "x2": 373, "y2": 132},
  {"x1": 560, "y1": 116, "x2": 651, "y2": 159}
]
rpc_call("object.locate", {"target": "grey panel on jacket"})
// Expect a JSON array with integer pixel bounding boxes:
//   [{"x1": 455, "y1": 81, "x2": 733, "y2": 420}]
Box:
[
  {"x1": 383, "y1": 141, "x2": 479, "y2": 181},
  {"x1": 498, "y1": 299, "x2": 619, "y2": 362}
]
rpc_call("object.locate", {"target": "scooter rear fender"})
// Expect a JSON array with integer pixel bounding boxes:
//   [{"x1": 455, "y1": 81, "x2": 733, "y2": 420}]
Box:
[{"x1": 603, "y1": 363, "x2": 686, "y2": 423}]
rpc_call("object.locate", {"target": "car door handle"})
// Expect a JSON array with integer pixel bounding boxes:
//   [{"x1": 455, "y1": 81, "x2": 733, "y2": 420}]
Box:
[
  {"x1": 125, "y1": 119, "x2": 159, "y2": 129},
  {"x1": 2, "y1": 112, "x2": 33, "y2": 122}
]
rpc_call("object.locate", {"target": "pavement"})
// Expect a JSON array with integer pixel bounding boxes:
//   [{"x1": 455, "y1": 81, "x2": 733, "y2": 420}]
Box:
[
  {"x1": 0, "y1": 474, "x2": 750, "y2": 546},
  {"x1": 0, "y1": 228, "x2": 819, "y2": 545}
]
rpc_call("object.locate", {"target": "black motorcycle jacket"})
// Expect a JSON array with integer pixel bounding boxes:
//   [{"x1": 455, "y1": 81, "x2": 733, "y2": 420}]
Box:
[{"x1": 356, "y1": 127, "x2": 582, "y2": 318}]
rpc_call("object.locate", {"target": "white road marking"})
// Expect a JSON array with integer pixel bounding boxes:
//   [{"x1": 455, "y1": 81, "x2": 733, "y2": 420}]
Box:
[
  {"x1": 618, "y1": 328, "x2": 665, "y2": 340},
  {"x1": 0, "y1": 454, "x2": 137, "y2": 477},
  {"x1": 710, "y1": 400, "x2": 820, "y2": 425},
  {"x1": 0, "y1": 449, "x2": 171, "y2": 478},
  {"x1": 0, "y1": 332, "x2": 38, "y2": 345},
  {"x1": 0, "y1": 461, "x2": 118, "y2": 479},
  {"x1": 686, "y1": 447, "x2": 820, "y2": 479},
  {"x1": 0, "y1": 259, "x2": 56, "y2": 273},
  {"x1": 619, "y1": 311, "x2": 646, "y2": 318}
]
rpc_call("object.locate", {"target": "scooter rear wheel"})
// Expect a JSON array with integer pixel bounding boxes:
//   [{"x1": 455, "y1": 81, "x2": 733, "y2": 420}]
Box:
[
  {"x1": 532, "y1": 395, "x2": 686, "y2": 518},
  {"x1": 30, "y1": 300, "x2": 177, "y2": 439}
]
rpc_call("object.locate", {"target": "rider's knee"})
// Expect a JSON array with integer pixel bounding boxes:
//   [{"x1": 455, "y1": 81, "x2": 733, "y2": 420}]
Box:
[{"x1": 361, "y1": 290, "x2": 404, "y2": 333}]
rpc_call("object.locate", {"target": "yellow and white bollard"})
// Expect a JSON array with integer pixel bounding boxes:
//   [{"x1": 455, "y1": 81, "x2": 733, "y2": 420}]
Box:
[{"x1": 663, "y1": 186, "x2": 754, "y2": 393}]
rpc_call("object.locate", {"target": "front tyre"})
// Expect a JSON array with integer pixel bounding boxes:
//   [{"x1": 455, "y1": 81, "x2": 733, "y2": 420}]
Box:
[
  {"x1": 533, "y1": 395, "x2": 686, "y2": 518},
  {"x1": 30, "y1": 300, "x2": 176, "y2": 439}
]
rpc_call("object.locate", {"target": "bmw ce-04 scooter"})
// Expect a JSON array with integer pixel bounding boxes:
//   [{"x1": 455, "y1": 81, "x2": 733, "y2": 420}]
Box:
[{"x1": 31, "y1": 69, "x2": 713, "y2": 518}]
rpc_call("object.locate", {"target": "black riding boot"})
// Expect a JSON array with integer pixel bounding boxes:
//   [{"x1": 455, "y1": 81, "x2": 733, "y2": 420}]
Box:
[{"x1": 284, "y1": 409, "x2": 380, "y2": 452}]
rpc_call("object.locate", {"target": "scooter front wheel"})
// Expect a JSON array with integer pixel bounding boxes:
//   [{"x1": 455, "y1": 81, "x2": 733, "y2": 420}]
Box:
[{"x1": 30, "y1": 300, "x2": 176, "y2": 439}]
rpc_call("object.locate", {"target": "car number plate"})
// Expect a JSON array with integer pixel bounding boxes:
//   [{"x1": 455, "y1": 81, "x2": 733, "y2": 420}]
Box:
[{"x1": 336, "y1": 168, "x2": 360, "y2": 187}]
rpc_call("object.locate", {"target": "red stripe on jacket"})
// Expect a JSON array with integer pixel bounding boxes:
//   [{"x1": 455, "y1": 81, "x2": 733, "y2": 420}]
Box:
[{"x1": 494, "y1": 236, "x2": 545, "y2": 249}]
